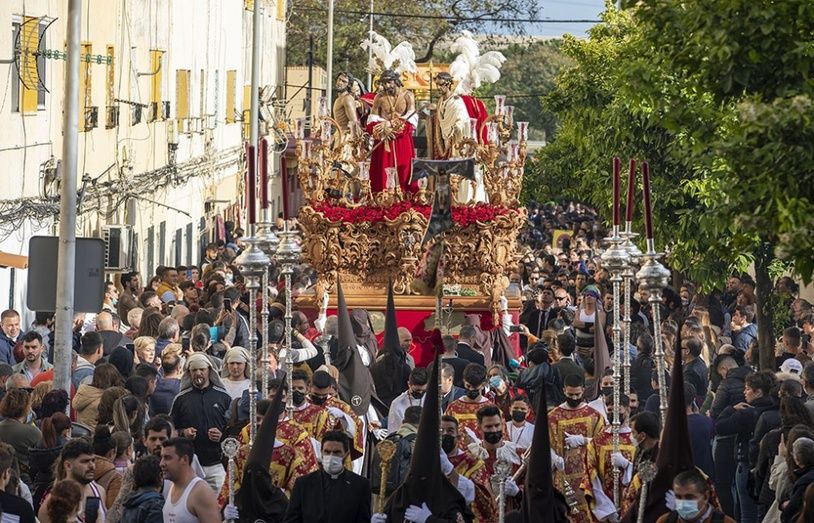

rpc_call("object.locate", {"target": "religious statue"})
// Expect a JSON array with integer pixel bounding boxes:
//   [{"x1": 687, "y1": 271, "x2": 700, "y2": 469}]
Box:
[
  {"x1": 332, "y1": 72, "x2": 367, "y2": 161},
  {"x1": 360, "y1": 32, "x2": 419, "y2": 194},
  {"x1": 430, "y1": 72, "x2": 470, "y2": 160}
]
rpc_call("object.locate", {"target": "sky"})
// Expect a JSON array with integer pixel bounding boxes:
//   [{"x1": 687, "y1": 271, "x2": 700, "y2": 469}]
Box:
[{"x1": 516, "y1": 0, "x2": 607, "y2": 38}]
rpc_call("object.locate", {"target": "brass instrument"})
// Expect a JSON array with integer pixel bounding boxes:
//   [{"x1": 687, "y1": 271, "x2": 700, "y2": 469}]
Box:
[{"x1": 376, "y1": 439, "x2": 397, "y2": 513}]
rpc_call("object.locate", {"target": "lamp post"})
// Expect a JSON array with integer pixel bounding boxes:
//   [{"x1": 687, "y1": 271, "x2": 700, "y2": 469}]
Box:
[
  {"x1": 234, "y1": 233, "x2": 270, "y2": 445},
  {"x1": 275, "y1": 221, "x2": 302, "y2": 416}
]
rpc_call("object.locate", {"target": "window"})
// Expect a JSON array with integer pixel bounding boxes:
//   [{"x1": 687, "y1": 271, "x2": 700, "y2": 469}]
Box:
[
  {"x1": 106, "y1": 45, "x2": 117, "y2": 128},
  {"x1": 149, "y1": 49, "x2": 164, "y2": 121},
  {"x1": 225, "y1": 70, "x2": 236, "y2": 124},
  {"x1": 11, "y1": 17, "x2": 47, "y2": 114},
  {"x1": 176, "y1": 69, "x2": 190, "y2": 120},
  {"x1": 79, "y1": 42, "x2": 92, "y2": 129}
]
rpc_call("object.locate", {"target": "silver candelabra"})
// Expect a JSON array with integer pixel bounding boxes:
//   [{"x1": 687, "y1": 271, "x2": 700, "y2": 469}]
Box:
[
  {"x1": 234, "y1": 227, "x2": 270, "y2": 444},
  {"x1": 620, "y1": 222, "x2": 643, "y2": 396},
  {"x1": 275, "y1": 221, "x2": 302, "y2": 416},
  {"x1": 255, "y1": 211, "x2": 280, "y2": 397}
]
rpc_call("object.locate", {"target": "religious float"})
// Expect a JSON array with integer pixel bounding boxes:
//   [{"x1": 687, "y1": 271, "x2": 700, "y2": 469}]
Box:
[{"x1": 292, "y1": 32, "x2": 529, "y2": 365}]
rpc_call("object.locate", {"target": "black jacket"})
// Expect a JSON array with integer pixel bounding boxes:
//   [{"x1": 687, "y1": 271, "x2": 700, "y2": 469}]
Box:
[
  {"x1": 28, "y1": 441, "x2": 65, "y2": 513},
  {"x1": 749, "y1": 398, "x2": 780, "y2": 466},
  {"x1": 120, "y1": 488, "x2": 165, "y2": 523},
  {"x1": 553, "y1": 357, "x2": 585, "y2": 386},
  {"x1": 630, "y1": 354, "x2": 655, "y2": 403},
  {"x1": 714, "y1": 395, "x2": 775, "y2": 463},
  {"x1": 710, "y1": 365, "x2": 752, "y2": 420},
  {"x1": 781, "y1": 465, "x2": 814, "y2": 523},
  {"x1": 170, "y1": 383, "x2": 232, "y2": 466},
  {"x1": 455, "y1": 343, "x2": 484, "y2": 367},
  {"x1": 515, "y1": 362, "x2": 564, "y2": 409},
  {"x1": 284, "y1": 469, "x2": 371, "y2": 523}
]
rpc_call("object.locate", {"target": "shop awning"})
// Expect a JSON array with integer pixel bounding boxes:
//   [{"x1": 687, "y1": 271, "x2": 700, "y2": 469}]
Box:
[{"x1": 0, "y1": 251, "x2": 28, "y2": 269}]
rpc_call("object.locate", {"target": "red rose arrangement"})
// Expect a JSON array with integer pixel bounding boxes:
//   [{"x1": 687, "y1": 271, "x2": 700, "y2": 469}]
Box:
[{"x1": 311, "y1": 201, "x2": 511, "y2": 227}]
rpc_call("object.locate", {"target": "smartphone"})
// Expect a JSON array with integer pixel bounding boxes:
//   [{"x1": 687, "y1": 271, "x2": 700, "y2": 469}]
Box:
[
  {"x1": 209, "y1": 326, "x2": 220, "y2": 343},
  {"x1": 509, "y1": 325, "x2": 523, "y2": 333},
  {"x1": 85, "y1": 496, "x2": 101, "y2": 523},
  {"x1": 223, "y1": 297, "x2": 232, "y2": 312},
  {"x1": 181, "y1": 336, "x2": 190, "y2": 352}
]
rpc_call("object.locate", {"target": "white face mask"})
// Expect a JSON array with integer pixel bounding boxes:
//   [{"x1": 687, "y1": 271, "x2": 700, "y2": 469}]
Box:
[{"x1": 322, "y1": 455, "x2": 344, "y2": 475}]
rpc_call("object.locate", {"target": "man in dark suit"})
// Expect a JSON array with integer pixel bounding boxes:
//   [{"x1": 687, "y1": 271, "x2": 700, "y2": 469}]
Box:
[
  {"x1": 519, "y1": 287, "x2": 560, "y2": 350},
  {"x1": 441, "y1": 335, "x2": 469, "y2": 387},
  {"x1": 456, "y1": 325, "x2": 485, "y2": 366},
  {"x1": 552, "y1": 331, "x2": 585, "y2": 384},
  {"x1": 284, "y1": 430, "x2": 372, "y2": 523},
  {"x1": 440, "y1": 362, "x2": 466, "y2": 411}
]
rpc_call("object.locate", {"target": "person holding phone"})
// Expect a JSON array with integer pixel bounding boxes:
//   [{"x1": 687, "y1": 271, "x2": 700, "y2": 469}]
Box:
[{"x1": 40, "y1": 439, "x2": 106, "y2": 523}]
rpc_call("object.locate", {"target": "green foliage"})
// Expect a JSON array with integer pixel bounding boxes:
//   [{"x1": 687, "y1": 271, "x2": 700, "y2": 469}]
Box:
[{"x1": 524, "y1": 1, "x2": 814, "y2": 287}]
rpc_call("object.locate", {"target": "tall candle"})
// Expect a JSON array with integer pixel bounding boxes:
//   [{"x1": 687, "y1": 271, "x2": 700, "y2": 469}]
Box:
[
  {"x1": 246, "y1": 143, "x2": 256, "y2": 225},
  {"x1": 494, "y1": 95, "x2": 506, "y2": 116},
  {"x1": 612, "y1": 157, "x2": 621, "y2": 227},
  {"x1": 642, "y1": 161, "x2": 654, "y2": 239},
  {"x1": 259, "y1": 137, "x2": 269, "y2": 209},
  {"x1": 625, "y1": 158, "x2": 636, "y2": 223}
]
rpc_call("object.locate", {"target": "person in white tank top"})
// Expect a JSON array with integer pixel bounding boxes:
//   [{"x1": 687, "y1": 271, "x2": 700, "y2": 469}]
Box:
[{"x1": 160, "y1": 438, "x2": 222, "y2": 523}]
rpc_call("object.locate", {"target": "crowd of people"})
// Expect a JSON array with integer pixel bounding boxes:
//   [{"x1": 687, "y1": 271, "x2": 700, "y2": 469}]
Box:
[{"x1": 0, "y1": 206, "x2": 813, "y2": 522}]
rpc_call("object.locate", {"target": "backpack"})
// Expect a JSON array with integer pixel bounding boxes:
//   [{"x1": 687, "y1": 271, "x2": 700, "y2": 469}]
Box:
[
  {"x1": 371, "y1": 431, "x2": 417, "y2": 497},
  {"x1": 120, "y1": 493, "x2": 164, "y2": 523},
  {"x1": 665, "y1": 508, "x2": 726, "y2": 523}
]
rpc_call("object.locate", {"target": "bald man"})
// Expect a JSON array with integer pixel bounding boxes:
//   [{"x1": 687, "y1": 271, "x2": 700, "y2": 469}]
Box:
[
  {"x1": 96, "y1": 311, "x2": 132, "y2": 356},
  {"x1": 397, "y1": 327, "x2": 416, "y2": 369}
]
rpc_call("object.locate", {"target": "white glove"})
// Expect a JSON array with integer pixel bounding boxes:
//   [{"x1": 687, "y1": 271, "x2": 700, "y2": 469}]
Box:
[
  {"x1": 564, "y1": 432, "x2": 588, "y2": 448},
  {"x1": 440, "y1": 450, "x2": 454, "y2": 475},
  {"x1": 467, "y1": 441, "x2": 488, "y2": 460},
  {"x1": 604, "y1": 512, "x2": 620, "y2": 523},
  {"x1": 550, "y1": 449, "x2": 565, "y2": 471},
  {"x1": 611, "y1": 452, "x2": 630, "y2": 468},
  {"x1": 404, "y1": 502, "x2": 432, "y2": 523},
  {"x1": 371, "y1": 514, "x2": 388, "y2": 523},
  {"x1": 224, "y1": 504, "x2": 239, "y2": 521},
  {"x1": 321, "y1": 291, "x2": 330, "y2": 310},
  {"x1": 504, "y1": 477, "x2": 520, "y2": 497},
  {"x1": 665, "y1": 489, "x2": 676, "y2": 510},
  {"x1": 327, "y1": 406, "x2": 345, "y2": 419},
  {"x1": 500, "y1": 295, "x2": 509, "y2": 311},
  {"x1": 373, "y1": 428, "x2": 389, "y2": 440}
]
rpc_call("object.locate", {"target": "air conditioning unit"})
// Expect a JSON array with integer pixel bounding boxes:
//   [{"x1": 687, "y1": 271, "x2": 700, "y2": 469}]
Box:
[{"x1": 102, "y1": 225, "x2": 134, "y2": 271}]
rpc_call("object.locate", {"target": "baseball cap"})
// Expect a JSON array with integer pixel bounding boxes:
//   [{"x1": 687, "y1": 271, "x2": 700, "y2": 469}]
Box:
[{"x1": 780, "y1": 358, "x2": 803, "y2": 375}]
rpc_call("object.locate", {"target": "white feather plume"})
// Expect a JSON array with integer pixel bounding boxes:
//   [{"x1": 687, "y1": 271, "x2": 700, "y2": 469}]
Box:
[
  {"x1": 360, "y1": 31, "x2": 418, "y2": 75},
  {"x1": 449, "y1": 31, "x2": 506, "y2": 94}
]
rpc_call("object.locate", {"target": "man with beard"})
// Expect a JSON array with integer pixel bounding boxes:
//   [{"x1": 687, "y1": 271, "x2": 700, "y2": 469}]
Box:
[
  {"x1": 430, "y1": 72, "x2": 470, "y2": 159},
  {"x1": 332, "y1": 72, "x2": 361, "y2": 158},
  {"x1": 367, "y1": 69, "x2": 417, "y2": 193},
  {"x1": 387, "y1": 367, "x2": 428, "y2": 431},
  {"x1": 160, "y1": 438, "x2": 221, "y2": 523},
  {"x1": 547, "y1": 373, "x2": 606, "y2": 523},
  {"x1": 41, "y1": 439, "x2": 106, "y2": 523},
  {"x1": 445, "y1": 363, "x2": 495, "y2": 444},
  {"x1": 118, "y1": 272, "x2": 142, "y2": 327},
  {"x1": 472, "y1": 405, "x2": 523, "y2": 515},
  {"x1": 170, "y1": 353, "x2": 231, "y2": 491}
]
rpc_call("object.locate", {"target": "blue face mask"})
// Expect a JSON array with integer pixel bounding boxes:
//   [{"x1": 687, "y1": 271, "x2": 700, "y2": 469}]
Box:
[
  {"x1": 489, "y1": 376, "x2": 503, "y2": 389},
  {"x1": 674, "y1": 499, "x2": 701, "y2": 520}
]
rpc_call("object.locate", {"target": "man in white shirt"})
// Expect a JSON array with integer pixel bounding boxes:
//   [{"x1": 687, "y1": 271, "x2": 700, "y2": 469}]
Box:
[
  {"x1": 506, "y1": 395, "x2": 535, "y2": 450},
  {"x1": 387, "y1": 367, "x2": 429, "y2": 431}
]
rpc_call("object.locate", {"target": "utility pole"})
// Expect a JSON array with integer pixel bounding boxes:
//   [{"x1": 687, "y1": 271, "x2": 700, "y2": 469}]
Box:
[
  {"x1": 249, "y1": 0, "x2": 261, "y2": 181},
  {"x1": 326, "y1": 0, "x2": 335, "y2": 108},
  {"x1": 53, "y1": 0, "x2": 81, "y2": 395}
]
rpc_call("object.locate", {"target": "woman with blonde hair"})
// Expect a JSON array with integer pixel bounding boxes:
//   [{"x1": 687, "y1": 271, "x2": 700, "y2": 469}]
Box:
[
  {"x1": 132, "y1": 336, "x2": 156, "y2": 366},
  {"x1": 30, "y1": 380, "x2": 53, "y2": 418}
]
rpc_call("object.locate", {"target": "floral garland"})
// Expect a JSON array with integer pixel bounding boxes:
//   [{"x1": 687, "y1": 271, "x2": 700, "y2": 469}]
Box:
[{"x1": 310, "y1": 201, "x2": 513, "y2": 227}]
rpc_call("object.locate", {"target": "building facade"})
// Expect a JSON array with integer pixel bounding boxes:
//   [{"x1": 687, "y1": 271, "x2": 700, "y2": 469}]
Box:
[{"x1": 0, "y1": 0, "x2": 286, "y2": 314}]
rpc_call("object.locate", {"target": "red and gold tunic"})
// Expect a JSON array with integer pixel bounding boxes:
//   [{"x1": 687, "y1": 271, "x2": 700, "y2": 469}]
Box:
[
  {"x1": 217, "y1": 428, "x2": 304, "y2": 507},
  {"x1": 548, "y1": 403, "x2": 605, "y2": 523},
  {"x1": 449, "y1": 450, "x2": 495, "y2": 523},
  {"x1": 483, "y1": 444, "x2": 523, "y2": 517},
  {"x1": 291, "y1": 401, "x2": 329, "y2": 437},
  {"x1": 581, "y1": 428, "x2": 635, "y2": 522},
  {"x1": 325, "y1": 396, "x2": 365, "y2": 459},
  {"x1": 444, "y1": 397, "x2": 495, "y2": 447},
  {"x1": 277, "y1": 417, "x2": 319, "y2": 475}
]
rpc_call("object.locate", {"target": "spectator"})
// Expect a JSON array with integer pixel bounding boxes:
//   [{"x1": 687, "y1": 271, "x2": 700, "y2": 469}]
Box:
[
  {"x1": 29, "y1": 411, "x2": 72, "y2": 511},
  {"x1": 40, "y1": 479, "x2": 83, "y2": 523},
  {"x1": 92, "y1": 425, "x2": 123, "y2": 509},
  {"x1": 0, "y1": 309, "x2": 24, "y2": 365},
  {"x1": 777, "y1": 327, "x2": 808, "y2": 369},
  {"x1": 96, "y1": 312, "x2": 132, "y2": 356},
  {"x1": 13, "y1": 331, "x2": 53, "y2": 382},
  {"x1": 133, "y1": 337, "x2": 156, "y2": 367},
  {"x1": 155, "y1": 317, "x2": 180, "y2": 357},
  {"x1": 150, "y1": 351, "x2": 182, "y2": 415},
  {"x1": 120, "y1": 455, "x2": 164, "y2": 523},
  {"x1": 630, "y1": 332, "x2": 656, "y2": 403},
  {"x1": 0, "y1": 442, "x2": 36, "y2": 523},
  {"x1": 74, "y1": 364, "x2": 124, "y2": 429},
  {"x1": 0, "y1": 388, "x2": 42, "y2": 484},
  {"x1": 683, "y1": 337, "x2": 709, "y2": 402},
  {"x1": 731, "y1": 305, "x2": 758, "y2": 353},
  {"x1": 782, "y1": 437, "x2": 814, "y2": 522},
  {"x1": 73, "y1": 331, "x2": 104, "y2": 388}
]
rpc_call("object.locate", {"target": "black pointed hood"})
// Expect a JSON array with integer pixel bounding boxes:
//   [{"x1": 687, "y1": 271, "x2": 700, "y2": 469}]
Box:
[
  {"x1": 522, "y1": 359, "x2": 570, "y2": 522},
  {"x1": 333, "y1": 277, "x2": 373, "y2": 415},
  {"x1": 235, "y1": 384, "x2": 288, "y2": 521},
  {"x1": 384, "y1": 343, "x2": 473, "y2": 522},
  {"x1": 383, "y1": 280, "x2": 403, "y2": 358},
  {"x1": 371, "y1": 281, "x2": 410, "y2": 409}
]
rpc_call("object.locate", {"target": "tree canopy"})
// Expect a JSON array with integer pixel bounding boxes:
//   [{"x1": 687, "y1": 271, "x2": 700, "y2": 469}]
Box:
[{"x1": 524, "y1": 1, "x2": 814, "y2": 368}]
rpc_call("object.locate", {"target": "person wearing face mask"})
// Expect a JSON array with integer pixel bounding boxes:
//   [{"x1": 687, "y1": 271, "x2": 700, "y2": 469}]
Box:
[
  {"x1": 581, "y1": 394, "x2": 636, "y2": 522},
  {"x1": 506, "y1": 396, "x2": 535, "y2": 450},
  {"x1": 547, "y1": 373, "x2": 606, "y2": 523},
  {"x1": 655, "y1": 469, "x2": 735, "y2": 523},
  {"x1": 387, "y1": 367, "x2": 428, "y2": 431},
  {"x1": 441, "y1": 415, "x2": 496, "y2": 523},
  {"x1": 444, "y1": 363, "x2": 495, "y2": 445},
  {"x1": 284, "y1": 430, "x2": 372, "y2": 522},
  {"x1": 487, "y1": 365, "x2": 514, "y2": 419},
  {"x1": 471, "y1": 404, "x2": 523, "y2": 513},
  {"x1": 588, "y1": 369, "x2": 616, "y2": 423}
]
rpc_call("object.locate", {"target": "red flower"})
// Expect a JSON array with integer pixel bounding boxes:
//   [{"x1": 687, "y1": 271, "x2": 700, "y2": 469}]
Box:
[{"x1": 311, "y1": 201, "x2": 510, "y2": 227}]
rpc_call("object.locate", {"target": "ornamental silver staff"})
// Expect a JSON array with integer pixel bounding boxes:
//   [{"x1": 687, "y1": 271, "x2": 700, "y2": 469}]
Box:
[
  {"x1": 255, "y1": 210, "x2": 279, "y2": 398},
  {"x1": 275, "y1": 221, "x2": 301, "y2": 416},
  {"x1": 621, "y1": 159, "x2": 643, "y2": 397},
  {"x1": 636, "y1": 461, "x2": 658, "y2": 523},
  {"x1": 221, "y1": 437, "x2": 240, "y2": 523},
  {"x1": 494, "y1": 458, "x2": 513, "y2": 523}
]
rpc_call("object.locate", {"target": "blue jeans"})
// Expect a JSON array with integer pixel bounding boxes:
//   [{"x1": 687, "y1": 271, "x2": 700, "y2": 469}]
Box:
[{"x1": 735, "y1": 461, "x2": 757, "y2": 523}]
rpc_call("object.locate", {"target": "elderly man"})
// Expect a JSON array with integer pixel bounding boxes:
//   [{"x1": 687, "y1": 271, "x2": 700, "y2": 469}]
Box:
[
  {"x1": 170, "y1": 353, "x2": 232, "y2": 491},
  {"x1": 0, "y1": 310, "x2": 24, "y2": 365},
  {"x1": 96, "y1": 311, "x2": 132, "y2": 356},
  {"x1": 156, "y1": 317, "x2": 180, "y2": 357}
]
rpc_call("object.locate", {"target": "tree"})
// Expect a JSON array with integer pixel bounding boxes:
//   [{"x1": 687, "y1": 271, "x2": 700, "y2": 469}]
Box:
[
  {"x1": 286, "y1": 0, "x2": 540, "y2": 82},
  {"x1": 525, "y1": 1, "x2": 814, "y2": 370}
]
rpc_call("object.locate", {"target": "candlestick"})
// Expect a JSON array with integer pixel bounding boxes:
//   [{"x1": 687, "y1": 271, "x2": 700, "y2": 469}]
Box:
[
  {"x1": 246, "y1": 143, "x2": 256, "y2": 225},
  {"x1": 613, "y1": 157, "x2": 621, "y2": 227},
  {"x1": 259, "y1": 137, "x2": 269, "y2": 209},
  {"x1": 517, "y1": 121, "x2": 528, "y2": 142},
  {"x1": 358, "y1": 160, "x2": 370, "y2": 181},
  {"x1": 295, "y1": 117, "x2": 306, "y2": 140},
  {"x1": 626, "y1": 159, "x2": 636, "y2": 223},
  {"x1": 642, "y1": 161, "x2": 654, "y2": 239},
  {"x1": 300, "y1": 139, "x2": 312, "y2": 160},
  {"x1": 494, "y1": 95, "x2": 506, "y2": 116},
  {"x1": 321, "y1": 120, "x2": 332, "y2": 143},
  {"x1": 318, "y1": 96, "x2": 329, "y2": 118},
  {"x1": 487, "y1": 122, "x2": 499, "y2": 144},
  {"x1": 469, "y1": 118, "x2": 479, "y2": 140}
]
